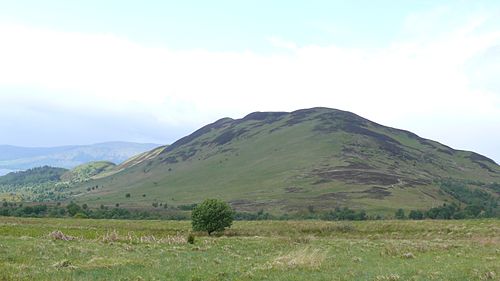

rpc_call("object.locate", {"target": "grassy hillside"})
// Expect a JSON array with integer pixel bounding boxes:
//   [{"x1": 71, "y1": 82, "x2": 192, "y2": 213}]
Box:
[
  {"x1": 0, "y1": 166, "x2": 68, "y2": 186},
  {"x1": 0, "y1": 217, "x2": 499, "y2": 280},
  {"x1": 93, "y1": 145, "x2": 168, "y2": 179},
  {"x1": 71, "y1": 108, "x2": 500, "y2": 214},
  {"x1": 61, "y1": 161, "x2": 116, "y2": 184}
]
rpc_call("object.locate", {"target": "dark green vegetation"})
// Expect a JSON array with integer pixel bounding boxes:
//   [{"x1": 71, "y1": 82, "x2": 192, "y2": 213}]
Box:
[
  {"x1": 70, "y1": 108, "x2": 500, "y2": 215},
  {"x1": 191, "y1": 199, "x2": 234, "y2": 235},
  {"x1": 0, "y1": 166, "x2": 67, "y2": 186},
  {"x1": 0, "y1": 142, "x2": 160, "y2": 174},
  {"x1": 0, "y1": 163, "x2": 121, "y2": 203},
  {"x1": 0, "y1": 217, "x2": 498, "y2": 280},
  {"x1": 0, "y1": 202, "x2": 188, "y2": 220},
  {"x1": 1, "y1": 199, "x2": 496, "y2": 221},
  {"x1": 0, "y1": 166, "x2": 69, "y2": 202}
]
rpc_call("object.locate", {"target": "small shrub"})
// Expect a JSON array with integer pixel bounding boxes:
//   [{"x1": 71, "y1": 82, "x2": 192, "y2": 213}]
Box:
[
  {"x1": 73, "y1": 212, "x2": 88, "y2": 219},
  {"x1": 395, "y1": 209, "x2": 406, "y2": 219},
  {"x1": 187, "y1": 233, "x2": 195, "y2": 244},
  {"x1": 409, "y1": 210, "x2": 424, "y2": 220}
]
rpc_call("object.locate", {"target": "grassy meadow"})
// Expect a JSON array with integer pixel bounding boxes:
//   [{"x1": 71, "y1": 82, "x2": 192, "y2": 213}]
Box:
[{"x1": 0, "y1": 217, "x2": 499, "y2": 280}]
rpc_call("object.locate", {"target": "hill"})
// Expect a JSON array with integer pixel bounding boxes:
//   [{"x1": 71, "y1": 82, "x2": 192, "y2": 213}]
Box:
[
  {"x1": 60, "y1": 161, "x2": 116, "y2": 184},
  {"x1": 0, "y1": 166, "x2": 68, "y2": 186},
  {"x1": 65, "y1": 108, "x2": 500, "y2": 214},
  {"x1": 0, "y1": 142, "x2": 160, "y2": 175}
]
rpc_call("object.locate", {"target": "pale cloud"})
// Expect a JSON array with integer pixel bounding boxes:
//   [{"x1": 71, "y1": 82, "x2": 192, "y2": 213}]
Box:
[
  {"x1": 0, "y1": 14, "x2": 499, "y2": 160},
  {"x1": 268, "y1": 37, "x2": 298, "y2": 50}
]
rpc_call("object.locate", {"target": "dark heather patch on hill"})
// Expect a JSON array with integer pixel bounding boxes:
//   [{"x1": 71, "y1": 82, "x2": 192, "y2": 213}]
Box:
[
  {"x1": 403, "y1": 178, "x2": 433, "y2": 187},
  {"x1": 468, "y1": 152, "x2": 497, "y2": 165},
  {"x1": 339, "y1": 161, "x2": 374, "y2": 170},
  {"x1": 437, "y1": 148, "x2": 454, "y2": 155},
  {"x1": 377, "y1": 142, "x2": 404, "y2": 158},
  {"x1": 240, "y1": 111, "x2": 288, "y2": 123},
  {"x1": 212, "y1": 128, "x2": 248, "y2": 146},
  {"x1": 173, "y1": 147, "x2": 199, "y2": 161},
  {"x1": 473, "y1": 161, "x2": 495, "y2": 173},
  {"x1": 209, "y1": 112, "x2": 287, "y2": 137},
  {"x1": 348, "y1": 187, "x2": 392, "y2": 199},
  {"x1": 313, "y1": 169, "x2": 401, "y2": 185},
  {"x1": 377, "y1": 124, "x2": 458, "y2": 156},
  {"x1": 284, "y1": 186, "x2": 305, "y2": 193},
  {"x1": 314, "y1": 114, "x2": 406, "y2": 158},
  {"x1": 160, "y1": 156, "x2": 178, "y2": 164},
  {"x1": 311, "y1": 167, "x2": 431, "y2": 187},
  {"x1": 284, "y1": 108, "x2": 318, "y2": 126},
  {"x1": 343, "y1": 125, "x2": 401, "y2": 145},
  {"x1": 313, "y1": 112, "x2": 400, "y2": 144},
  {"x1": 318, "y1": 110, "x2": 368, "y2": 125},
  {"x1": 315, "y1": 192, "x2": 348, "y2": 200},
  {"x1": 163, "y1": 117, "x2": 233, "y2": 153},
  {"x1": 314, "y1": 187, "x2": 392, "y2": 203}
]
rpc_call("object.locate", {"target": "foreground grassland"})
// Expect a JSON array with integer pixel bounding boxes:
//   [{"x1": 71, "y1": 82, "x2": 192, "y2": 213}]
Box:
[{"x1": 0, "y1": 217, "x2": 498, "y2": 280}]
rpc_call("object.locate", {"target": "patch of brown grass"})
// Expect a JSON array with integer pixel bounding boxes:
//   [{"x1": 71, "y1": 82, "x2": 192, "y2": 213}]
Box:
[
  {"x1": 48, "y1": 230, "x2": 75, "y2": 241},
  {"x1": 269, "y1": 247, "x2": 327, "y2": 270}
]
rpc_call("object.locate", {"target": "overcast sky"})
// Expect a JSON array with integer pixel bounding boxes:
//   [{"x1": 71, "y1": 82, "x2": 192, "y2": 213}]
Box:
[{"x1": 0, "y1": 1, "x2": 499, "y2": 162}]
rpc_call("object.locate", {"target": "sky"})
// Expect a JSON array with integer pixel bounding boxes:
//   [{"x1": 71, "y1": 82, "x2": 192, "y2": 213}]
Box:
[{"x1": 0, "y1": 1, "x2": 499, "y2": 162}]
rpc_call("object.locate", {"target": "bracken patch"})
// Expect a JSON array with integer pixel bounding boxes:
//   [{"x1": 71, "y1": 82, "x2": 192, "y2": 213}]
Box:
[{"x1": 48, "y1": 230, "x2": 75, "y2": 241}]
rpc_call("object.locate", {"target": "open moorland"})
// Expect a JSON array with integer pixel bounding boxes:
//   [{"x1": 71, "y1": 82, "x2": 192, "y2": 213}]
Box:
[{"x1": 0, "y1": 217, "x2": 498, "y2": 280}]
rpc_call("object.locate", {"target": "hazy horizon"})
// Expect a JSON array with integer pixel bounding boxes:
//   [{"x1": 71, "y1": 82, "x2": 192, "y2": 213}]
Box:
[{"x1": 1, "y1": 1, "x2": 499, "y2": 163}]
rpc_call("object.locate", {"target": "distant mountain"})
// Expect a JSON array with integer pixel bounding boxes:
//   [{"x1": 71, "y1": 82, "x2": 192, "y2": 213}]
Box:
[
  {"x1": 0, "y1": 142, "x2": 160, "y2": 175},
  {"x1": 72, "y1": 108, "x2": 500, "y2": 214}
]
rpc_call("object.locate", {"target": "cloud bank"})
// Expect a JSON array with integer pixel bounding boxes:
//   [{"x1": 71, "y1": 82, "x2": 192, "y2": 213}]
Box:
[{"x1": 0, "y1": 12, "x2": 499, "y2": 161}]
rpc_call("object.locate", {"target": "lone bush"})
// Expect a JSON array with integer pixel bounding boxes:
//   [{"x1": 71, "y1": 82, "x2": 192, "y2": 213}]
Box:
[
  {"x1": 187, "y1": 233, "x2": 195, "y2": 244},
  {"x1": 395, "y1": 208, "x2": 406, "y2": 219},
  {"x1": 191, "y1": 199, "x2": 234, "y2": 235}
]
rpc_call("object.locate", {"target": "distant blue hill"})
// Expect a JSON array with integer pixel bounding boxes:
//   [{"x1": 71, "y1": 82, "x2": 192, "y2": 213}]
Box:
[{"x1": 0, "y1": 142, "x2": 161, "y2": 175}]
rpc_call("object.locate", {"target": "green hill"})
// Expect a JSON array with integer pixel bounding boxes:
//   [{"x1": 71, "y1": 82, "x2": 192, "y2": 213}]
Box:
[
  {"x1": 92, "y1": 145, "x2": 168, "y2": 179},
  {"x1": 71, "y1": 108, "x2": 500, "y2": 214},
  {"x1": 61, "y1": 161, "x2": 116, "y2": 184},
  {"x1": 0, "y1": 166, "x2": 68, "y2": 186}
]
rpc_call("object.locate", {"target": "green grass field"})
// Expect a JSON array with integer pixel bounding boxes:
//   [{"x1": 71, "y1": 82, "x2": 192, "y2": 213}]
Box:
[{"x1": 0, "y1": 217, "x2": 498, "y2": 280}]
